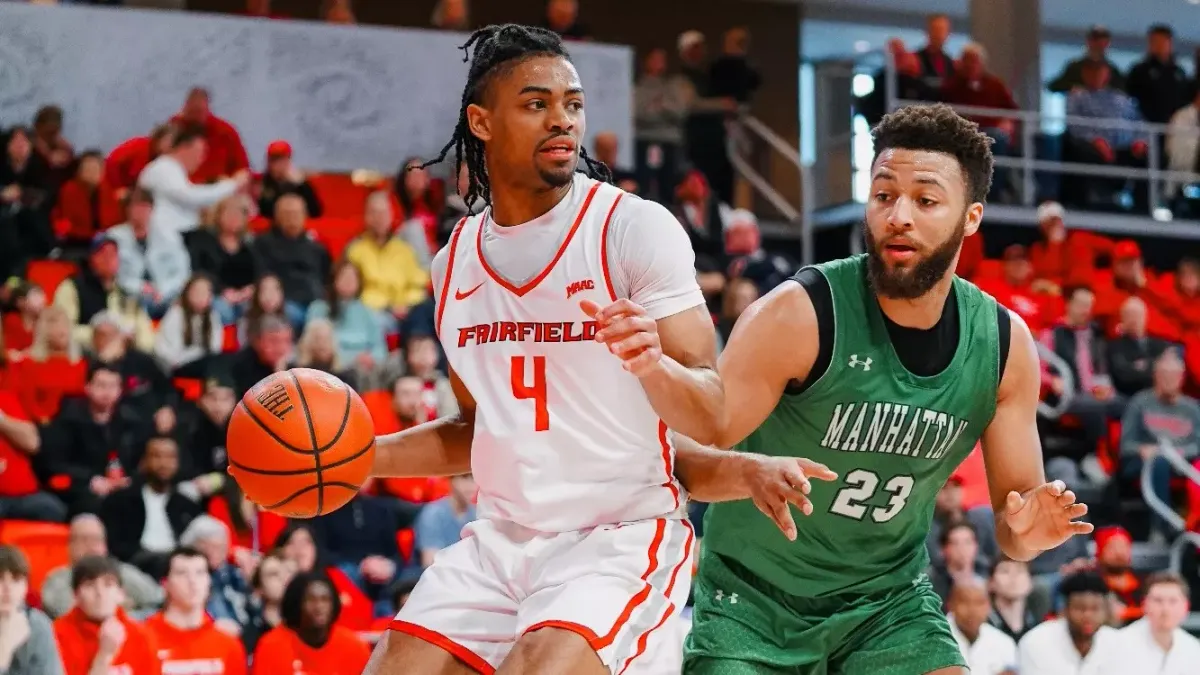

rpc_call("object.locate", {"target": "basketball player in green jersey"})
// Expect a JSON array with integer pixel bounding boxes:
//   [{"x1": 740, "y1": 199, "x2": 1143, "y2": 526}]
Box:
[{"x1": 673, "y1": 104, "x2": 1094, "y2": 675}]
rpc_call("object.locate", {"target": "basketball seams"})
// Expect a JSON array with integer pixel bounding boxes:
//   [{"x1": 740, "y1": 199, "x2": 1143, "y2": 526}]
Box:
[
  {"x1": 288, "y1": 371, "x2": 325, "y2": 517},
  {"x1": 237, "y1": 400, "x2": 313, "y2": 454},
  {"x1": 262, "y1": 482, "x2": 361, "y2": 511},
  {"x1": 227, "y1": 438, "x2": 375, "y2": 476},
  {"x1": 315, "y1": 386, "x2": 354, "y2": 452}
]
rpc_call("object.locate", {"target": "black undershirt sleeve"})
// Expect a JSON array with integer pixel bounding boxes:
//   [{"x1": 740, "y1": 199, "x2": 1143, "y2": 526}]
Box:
[{"x1": 786, "y1": 268, "x2": 834, "y2": 395}]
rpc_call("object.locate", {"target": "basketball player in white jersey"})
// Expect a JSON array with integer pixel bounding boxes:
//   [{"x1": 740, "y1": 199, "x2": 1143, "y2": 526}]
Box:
[{"x1": 361, "y1": 24, "x2": 837, "y2": 675}]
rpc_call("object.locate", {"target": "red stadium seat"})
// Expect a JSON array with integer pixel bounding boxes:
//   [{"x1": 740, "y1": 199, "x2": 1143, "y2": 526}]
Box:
[
  {"x1": 173, "y1": 377, "x2": 203, "y2": 402},
  {"x1": 0, "y1": 520, "x2": 70, "y2": 593},
  {"x1": 221, "y1": 324, "x2": 239, "y2": 353},
  {"x1": 25, "y1": 259, "x2": 78, "y2": 297}
]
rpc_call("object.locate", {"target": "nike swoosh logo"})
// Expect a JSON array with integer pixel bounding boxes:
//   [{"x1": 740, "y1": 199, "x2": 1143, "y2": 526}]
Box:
[{"x1": 455, "y1": 282, "x2": 485, "y2": 300}]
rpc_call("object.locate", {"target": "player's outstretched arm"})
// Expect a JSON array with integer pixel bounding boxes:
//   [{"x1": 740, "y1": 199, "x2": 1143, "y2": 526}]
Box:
[
  {"x1": 981, "y1": 311, "x2": 1094, "y2": 561},
  {"x1": 371, "y1": 368, "x2": 475, "y2": 478}
]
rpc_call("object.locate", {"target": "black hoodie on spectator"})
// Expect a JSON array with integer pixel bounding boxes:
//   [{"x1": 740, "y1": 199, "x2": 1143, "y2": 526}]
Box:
[{"x1": 250, "y1": 227, "x2": 329, "y2": 307}]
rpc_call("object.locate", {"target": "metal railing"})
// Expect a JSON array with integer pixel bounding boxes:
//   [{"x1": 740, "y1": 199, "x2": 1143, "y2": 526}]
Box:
[
  {"x1": 884, "y1": 57, "x2": 1200, "y2": 214},
  {"x1": 1138, "y1": 438, "x2": 1200, "y2": 577},
  {"x1": 1032, "y1": 343, "x2": 1075, "y2": 419}
]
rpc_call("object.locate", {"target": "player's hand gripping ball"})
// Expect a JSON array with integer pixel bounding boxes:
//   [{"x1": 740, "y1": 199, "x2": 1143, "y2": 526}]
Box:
[{"x1": 226, "y1": 368, "x2": 376, "y2": 518}]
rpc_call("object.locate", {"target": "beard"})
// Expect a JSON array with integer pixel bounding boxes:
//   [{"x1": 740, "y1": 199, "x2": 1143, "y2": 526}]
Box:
[
  {"x1": 536, "y1": 161, "x2": 577, "y2": 188},
  {"x1": 864, "y1": 215, "x2": 966, "y2": 300}
]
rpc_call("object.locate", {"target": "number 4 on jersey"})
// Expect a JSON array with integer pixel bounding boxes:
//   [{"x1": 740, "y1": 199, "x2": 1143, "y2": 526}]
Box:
[
  {"x1": 829, "y1": 469, "x2": 914, "y2": 523},
  {"x1": 511, "y1": 356, "x2": 549, "y2": 431}
]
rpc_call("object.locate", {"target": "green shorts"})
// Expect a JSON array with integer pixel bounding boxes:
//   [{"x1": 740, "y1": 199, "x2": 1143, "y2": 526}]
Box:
[{"x1": 683, "y1": 551, "x2": 966, "y2": 675}]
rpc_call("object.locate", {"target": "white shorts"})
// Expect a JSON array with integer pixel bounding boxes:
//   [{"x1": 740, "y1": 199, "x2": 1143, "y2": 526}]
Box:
[{"x1": 391, "y1": 516, "x2": 695, "y2": 674}]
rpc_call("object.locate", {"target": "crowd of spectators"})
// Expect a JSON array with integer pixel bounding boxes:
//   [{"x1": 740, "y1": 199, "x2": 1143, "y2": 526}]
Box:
[{"x1": 4, "y1": 1, "x2": 1200, "y2": 674}]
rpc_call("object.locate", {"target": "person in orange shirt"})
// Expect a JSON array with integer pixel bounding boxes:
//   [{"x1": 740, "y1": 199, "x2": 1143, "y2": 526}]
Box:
[
  {"x1": 105, "y1": 125, "x2": 176, "y2": 196},
  {"x1": 975, "y1": 244, "x2": 1064, "y2": 333},
  {"x1": 1028, "y1": 201, "x2": 1114, "y2": 286},
  {"x1": 250, "y1": 572, "x2": 370, "y2": 675},
  {"x1": 145, "y1": 547, "x2": 247, "y2": 675},
  {"x1": 1092, "y1": 240, "x2": 1181, "y2": 340},
  {"x1": 52, "y1": 152, "x2": 123, "y2": 250},
  {"x1": 53, "y1": 555, "x2": 160, "y2": 675},
  {"x1": 2, "y1": 282, "x2": 45, "y2": 353}
]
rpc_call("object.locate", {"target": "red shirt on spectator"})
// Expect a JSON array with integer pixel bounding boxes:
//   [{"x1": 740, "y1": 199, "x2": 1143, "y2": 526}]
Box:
[
  {"x1": 54, "y1": 607, "x2": 161, "y2": 675},
  {"x1": 1030, "y1": 230, "x2": 1114, "y2": 286},
  {"x1": 105, "y1": 136, "x2": 153, "y2": 192},
  {"x1": 941, "y1": 73, "x2": 1019, "y2": 129},
  {"x1": 955, "y1": 231, "x2": 984, "y2": 280},
  {"x1": 144, "y1": 613, "x2": 247, "y2": 675},
  {"x1": 53, "y1": 178, "x2": 124, "y2": 242},
  {"x1": 169, "y1": 114, "x2": 249, "y2": 184},
  {"x1": 250, "y1": 625, "x2": 370, "y2": 675},
  {"x1": 10, "y1": 354, "x2": 88, "y2": 424},
  {"x1": 0, "y1": 390, "x2": 38, "y2": 498},
  {"x1": 208, "y1": 495, "x2": 287, "y2": 554},
  {"x1": 1150, "y1": 273, "x2": 1200, "y2": 332},
  {"x1": 2, "y1": 314, "x2": 35, "y2": 352}
]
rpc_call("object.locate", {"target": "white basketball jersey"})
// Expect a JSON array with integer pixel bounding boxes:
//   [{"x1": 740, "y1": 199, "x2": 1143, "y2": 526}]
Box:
[{"x1": 436, "y1": 179, "x2": 685, "y2": 533}]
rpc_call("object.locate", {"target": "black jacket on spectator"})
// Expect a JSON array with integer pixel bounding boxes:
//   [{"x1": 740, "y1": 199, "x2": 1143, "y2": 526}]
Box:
[
  {"x1": 1045, "y1": 323, "x2": 1110, "y2": 394},
  {"x1": 99, "y1": 479, "x2": 203, "y2": 563},
  {"x1": 35, "y1": 397, "x2": 149, "y2": 515},
  {"x1": 225, "y1": 348, "x2": 283, "y2": 399},
  {"x1": 729, "y1": 250, "x2": 797, "y2": 296},
  {"x1": 186, "y1": 229, "x2": 260, "y2": 293},
  {"x1": 709, "y1": 56, "x2": 761, "y2": 104},
  {"x1": 1126, "y1": 56, "x2": 1191, "y2": 124},
  {"x1": 0, "y1": 151, "x2": 54, "y2": 276},
  {"x1": 98, "y1": 348, "x2": 174, "y2": 423},
  {"x1": 1108, "y1": 335, "x2": 1173, "y2": 396},
  {"x1": 310, "y1": 494, "x2": 402, "y2": 567},
  {"x1": 250, "y1": 228, "x2": 329, "y2": 307},
  {"x1": 916, "y1": 47, "x2": 956, "y2": 91},
  {"x1": 173, "y1": 402, "x2": 227, "y2": 481},
  {"x1": 68, "y1": 268, "x2": 130, "y2": 328},
  {"x1": 258, "y1": 177, "x2": 323, "y2": 220},
  {"x1": 860, "y1": 70, "x2": 940, "y2": 127}
]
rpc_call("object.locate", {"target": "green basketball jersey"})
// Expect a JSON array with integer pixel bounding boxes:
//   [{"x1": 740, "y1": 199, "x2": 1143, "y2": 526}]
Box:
[{"x1": 703, "y1": 254, "x2": 1001, "y2": 597}]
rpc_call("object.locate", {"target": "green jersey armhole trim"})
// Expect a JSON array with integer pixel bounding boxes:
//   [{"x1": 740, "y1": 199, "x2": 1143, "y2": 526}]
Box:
[{"x1": 790, "y1": 265, "x2": 837, "y2": 401}]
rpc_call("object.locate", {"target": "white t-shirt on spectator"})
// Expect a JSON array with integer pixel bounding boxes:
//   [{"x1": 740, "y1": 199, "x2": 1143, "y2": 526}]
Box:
[
  {"x1": 138, "y1": 155, "x2": 239, "y2": 234},
  {"x1": 1017, "y1": 618, "x2": 1118, "y2": 675},
  {"x1": 1099, "y1": 618, "x2": 1200, "y2": 675},
  {"x1": 948, "y1": 613, "x2": 1018, "y2": 675},
  {"x1": 139, "y1": 485, "x2": 176, "y2": 553}
]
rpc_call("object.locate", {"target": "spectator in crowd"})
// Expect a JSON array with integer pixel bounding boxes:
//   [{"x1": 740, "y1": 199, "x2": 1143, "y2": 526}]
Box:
[
  {"x1": 940, "y1": 42, "x2": 1019, "y2": 194},
  {"x1": 1049, "y1": 25, "x2": 1125, "y2": 93},
  {"x1": 275, "y1": 525, "x2": 320, "y2": 576},
  {"x1": 108, "y1": 188, "x2": 192, "y2": 319},
  {"x1": 243, "y1": 0, "x2": 288, "y2": 19},
  {"x1": 1106, "y1": 572, "x2": 1200, "y2": 671},
  {"x1": 394, "y1": 158, "x2": 440, "y2": 262},
  {"x1": 1042, "y1": 286, "x2": 1122, "y2": 472},
  {"x1": 99, "y1": 435, "x2": 203, "y2": 575},
  {"x1": 178, "y1": 516, "x2": 251, "y2": 635},
  {"x1": 1018, "y1": 571, "x2": 1117, "y2": 674},
  {"x1": 105, "y1": 124, "x2": 175, "y2": 197},
  {"x1": 345, "y1": 190, "x2": 429, "y2": 331},
  {"x1": 1093, "y1": 241, "x2": 1176, "y2": 337},
  {"x1": 311, "y1": 478, "x2": 402, "y2": 617},
  {"x1": 10, "y1": 305, "x2": 87, "y2": 425},
  {"x1": 679, "y1": 30, "x2": 736, "y2": 203},
  {"x1": 252, "y1": 193, "x2": 329, "y2": 311},
  {"x1": 430, "y1": 0, "x2": 470, "y2": 31},
  {"x1": 861, "y1": 39, "x2": 940, "y2": 127},
  {"x1": 927, "y1": 476, "x2": 999, "y2": 569},
  {"x1": 240, "y1": 551, "x2": 293, "y2": 656},
  {"x1": 40, "y1": 515, "x2": 162, "y2": 620},
  {"x1": 306, "y1": 261, "x2": 387, "y2": 377},
  {"x1": 916, "y1": 13, "x2": 956, "y2": 90},
  {"x1": 87, "y1": 311, "x2": 175, "y2": 435},
  {"x1": 634, "y1": 47, "x2": 689, "y2": 202},
  {"x1": 373, "y1": 375, "x2": 451, "y2": 506},
  {"x1": 257, "y1": 140, "x2": 322, "y2": 220},
  {"x1": 249, "y1": 572, "x2": 370, "y2": 675},
  {"x1": 138, "y1": 124, "x2": 249, "y2": 236},
  {"x1": 1064, "y1": 61, "x2": 1150, "y2": 210},
  {"x1": 1165, "y1": 88, "x2": 1200, "y2": 201},
  {"x1": 415, "y1": 473, "x2": 476, "y2": 568},
  {"x1": 1157, "y1": 258, "x2": 1200, "y2": 332},
  {"x1": 294, "y1": 318, "x2": 353, "y2": 385},
  {"x1": 0, "y1": 127, "x2": 53, "y2": 276},
  {"x1": 543, "y1": 0, "x2": 588, "y2": 40},
  {"x1": 206, "y1": 477, "x2": 287, "y2": 557},
  {"x1": 154, "y1": 274, "x2": 223, "y2": 376},
  {"x1": 0, "y1": 545, "x2": 64, "y2": 675},
  {"x1": 1108, "y1": 297, "x2": 1173, "y2": 397},
  {"x1": 436, "y1": 163, "x2": 480, "y2": 246},
  {"x1": 144, "y1": 547, "x2": 247, "y2": 674},
  {"x1": 0, "y1": 379, "x2": 64, "y2": 522},
  {"x1": 947, "y1": 575, "x2": 1018, "y2": 675},
  {"x1": 717, "y1": 277, "x2": 758, "y2": 347},
  {"x1": 975, "y1": 245, "x2": 1062, "y2": 333},
  {"x1": 238, "y1": 274, "x2": 296, "y2": 345},
  {"x1": 988, "y1": 557, "x2": 1042, "y2": 642},
  {"x1": 724, "y1": 209, "x2": 795, "y2": 296},
  {"x1": 1029, "y1": 201, "x2": 1113, "y2": 288},
  {"x1": 321, "y1": 0, "x2": 356, "y2": 24},
  {"x1": 53, "y1": 232, "x2": 155, "y2": 353},
  {"x1": 2, "y1": 282, "x2": 44, "y2": 352},
  {"x1": 591, "y1": 131, "x2": 638, "y2": 194},
  {"x1": 170, "y1": 88, "x2": 249, "y2": 184},
  {"x1": 30, "y1": 105, "x2": 74, "y2": 188},
  {"x1": 673, "y1": 170, "x2": 729, "y2": 311},
  {"x1": 53, "y1": 555, "x2": 158, "y2": 675},
  {"x1": 38, "y1": 362, "x2": 137, "y2": 516},
  {"x1": 931, "y1": 522, "x2": 990, "y2": 604},
  {"x1": 51, "y1": 151, "x2": 122, "y2": 255},
  {"x1": 1119, "y1": 350, "x2": 1200, "y2": 537},
  {"x1": 709, "y1": 27, "x2": 761, "y2": 106},
  {"x1": 405, "y1": 335, "x2": 457, "y2": 417},
  {"x1": 188, "y1": 195, "x2": 260, "y2": 326},
  {"x1": 228, "y1": 315, "x2": 294, "y2": 397},
  {"x1": 1126, "y1": 25, "x2": 1191, "y2": 131},
  {"x1": 1092, "y1": 526, "x2": 1145, "y2": 625},
  {"x1": 174, "y1": 372, "x2": 236, "y2": 484}
]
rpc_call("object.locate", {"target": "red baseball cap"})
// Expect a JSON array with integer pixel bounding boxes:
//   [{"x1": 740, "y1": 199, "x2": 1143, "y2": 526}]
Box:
[
  {"x1": 1113, "y1": 240, "x2": 1141, "y2": 260},
  {"x1": 266, "y1": 140, "x2": 292, "y2": 159}
]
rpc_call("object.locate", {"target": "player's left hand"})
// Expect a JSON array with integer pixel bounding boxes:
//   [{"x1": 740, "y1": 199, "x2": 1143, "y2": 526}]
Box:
[
  {"x1": 1004, "y1": 480, "x2": 1093, "y2": 552},
  {"x1": 580, "y1": 298, "x2": 663, "y2": 377}
]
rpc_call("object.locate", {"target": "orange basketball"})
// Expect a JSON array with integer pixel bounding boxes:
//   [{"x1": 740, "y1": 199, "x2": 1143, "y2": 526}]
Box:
[{"x1": 226, "y1": 368, "x2": 376, "y2": 518}]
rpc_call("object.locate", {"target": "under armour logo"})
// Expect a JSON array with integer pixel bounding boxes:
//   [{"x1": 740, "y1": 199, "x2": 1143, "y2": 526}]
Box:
[
  {"x1": 714, "y1": 590, "x2": 739, "y2": 604},
  {"x1": 848, "y1": 354, "x2": 872, "y2": 371}
]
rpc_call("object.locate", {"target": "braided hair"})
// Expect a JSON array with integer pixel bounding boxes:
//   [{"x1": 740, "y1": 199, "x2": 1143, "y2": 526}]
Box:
[{"x1": 421, "y1": 24, "x2": 612, "y2": 207}]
